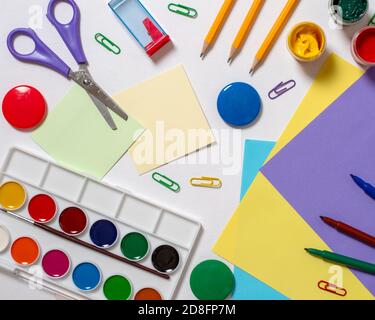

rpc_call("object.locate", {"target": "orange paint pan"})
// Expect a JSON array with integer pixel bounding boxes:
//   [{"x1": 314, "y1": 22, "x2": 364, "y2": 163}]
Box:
[{"x1": 11, "y1": 236, "x2": 40, "y2": 266}]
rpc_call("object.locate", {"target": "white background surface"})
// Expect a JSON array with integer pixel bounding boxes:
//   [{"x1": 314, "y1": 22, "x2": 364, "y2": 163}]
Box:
[{"x1": 0, "y1": 0, "x2": 373, "y2": 300}]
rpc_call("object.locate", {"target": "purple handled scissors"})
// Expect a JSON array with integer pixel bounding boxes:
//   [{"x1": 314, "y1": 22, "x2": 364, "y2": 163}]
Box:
[{"x1": 7, "y1": 0, "x2": 128, "y2": 130}]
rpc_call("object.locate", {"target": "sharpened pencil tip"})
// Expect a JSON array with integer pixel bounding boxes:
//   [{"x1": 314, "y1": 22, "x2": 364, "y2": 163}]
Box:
[
  {"x1": 249, "y1": 68, "x2": 254, "y2": 75},
  {"x1": 227, "y1": 57, "x2": 232, "y2": 64},
  {"x1": 200, "y1": 53, "x2": 205, "y2": 59}
]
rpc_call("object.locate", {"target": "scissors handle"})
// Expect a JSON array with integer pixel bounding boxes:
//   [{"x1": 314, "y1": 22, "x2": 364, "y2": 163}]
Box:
[
  {"x1": 7, "y1": 28, "x2": 71, "y2": 78},
  {"x1": 47, "y1": 0, "x2": 87, "y2": 65}
]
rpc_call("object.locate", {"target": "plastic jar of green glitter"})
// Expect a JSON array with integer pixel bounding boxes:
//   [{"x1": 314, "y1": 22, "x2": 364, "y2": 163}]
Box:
[{"x1": 329, "y1": 0, "x2": 368, "y2": 25}]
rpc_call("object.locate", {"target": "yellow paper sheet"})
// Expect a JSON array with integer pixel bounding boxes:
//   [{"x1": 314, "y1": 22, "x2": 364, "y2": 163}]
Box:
[
  {"x1": 114, "y1": 65, "x2": 215, "y2": 174},
  {"x1": 213, "y1": 54, "x2": 373, "y2": 299}
]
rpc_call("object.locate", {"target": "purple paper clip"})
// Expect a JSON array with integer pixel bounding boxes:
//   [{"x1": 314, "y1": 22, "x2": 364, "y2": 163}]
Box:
[{"x1": 268, "y1": 80, "x2": 296, "y2": 100}]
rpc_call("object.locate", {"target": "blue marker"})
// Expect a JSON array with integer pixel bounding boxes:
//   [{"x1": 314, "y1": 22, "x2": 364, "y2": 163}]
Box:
[{"x1": 350, "y1": 175, "x2": 375, "y2": 200}]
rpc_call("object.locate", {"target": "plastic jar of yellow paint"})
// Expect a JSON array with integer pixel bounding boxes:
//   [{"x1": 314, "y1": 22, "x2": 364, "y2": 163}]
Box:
[{"x1": 288, "y1": 22, "x2": 326, "y2": 62}]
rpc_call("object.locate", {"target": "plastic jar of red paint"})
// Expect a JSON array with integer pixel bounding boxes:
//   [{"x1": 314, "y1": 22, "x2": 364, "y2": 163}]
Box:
[{"x1": 351, "y1": 26, "x2": 375, "y2": 66}]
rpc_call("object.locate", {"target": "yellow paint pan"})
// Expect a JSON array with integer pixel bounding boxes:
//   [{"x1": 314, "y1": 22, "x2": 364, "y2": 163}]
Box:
[{"x1": 0, "y1": 181, "x2": 27, "y2": 211}]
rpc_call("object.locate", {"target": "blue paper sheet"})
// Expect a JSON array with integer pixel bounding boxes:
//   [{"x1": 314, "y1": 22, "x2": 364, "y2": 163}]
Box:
[{"x1": 232, "y1": 140, "x2": 288, "y2": 300}]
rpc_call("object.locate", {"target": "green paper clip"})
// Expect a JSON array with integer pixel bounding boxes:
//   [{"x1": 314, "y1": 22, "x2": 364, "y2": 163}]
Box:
[
  {"x1": 168, "y1": 3, "x2": 198, "y2": 18},
  {"x1": 95, "y1": 33, "x2": 121, "y2": 55},
  {"x1": 152, "y1": 172, "x2": 180, "y2": 192},
  {"x1": 370, "y1": 14, "x2": 375, "y2": 26}
]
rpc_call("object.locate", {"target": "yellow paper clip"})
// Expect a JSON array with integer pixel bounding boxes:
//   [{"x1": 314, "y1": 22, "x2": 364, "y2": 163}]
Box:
[
  {"x1": 190, "y1": 177, "x2": 222, "y2": 189},
  {"x1": 318, "y1": 281, "x2": 347, "y2": 297},
  {"x1": 152, "y1": 172, "x2": 180, "y2": 193}
]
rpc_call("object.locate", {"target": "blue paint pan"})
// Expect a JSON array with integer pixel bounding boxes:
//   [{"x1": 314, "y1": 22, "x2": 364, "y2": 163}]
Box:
[
  {"x1": 89, "y1": 219, "x2": 118, "y2": 248},
  {"x1": 72, "y1": 262, "x2": 101, "y2": 291}
]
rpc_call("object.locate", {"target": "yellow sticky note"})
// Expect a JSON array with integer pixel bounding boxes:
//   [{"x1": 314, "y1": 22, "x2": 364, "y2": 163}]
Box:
[
  {"x1": 213, "y1": 54, "x2": 373, "y2": 299},
  {"x1": 114, "y1": 65, "x2": 215, "y2": 174}
]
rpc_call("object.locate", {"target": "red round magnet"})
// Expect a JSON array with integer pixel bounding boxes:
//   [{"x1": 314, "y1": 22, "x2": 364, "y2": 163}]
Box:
[{"x1": 2, "y1": 85, "x2": 47, "y2": 130}]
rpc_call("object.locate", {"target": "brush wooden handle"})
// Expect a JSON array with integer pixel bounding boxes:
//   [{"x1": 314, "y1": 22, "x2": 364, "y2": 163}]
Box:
[{"x1": 35, "y1": 222, "x2": 170, "y2": 280}]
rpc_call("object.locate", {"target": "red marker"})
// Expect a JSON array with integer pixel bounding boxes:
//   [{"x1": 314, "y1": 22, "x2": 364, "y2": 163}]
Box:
[{"x1": 320, "y1": 216, "x2": 375, "y2": 248}]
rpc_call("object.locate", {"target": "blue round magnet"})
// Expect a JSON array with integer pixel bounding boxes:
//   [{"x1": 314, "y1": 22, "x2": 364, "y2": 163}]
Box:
[
  {"x1": 72, "y1": 262, "x2": 101, "y2": 291},
  {"x1": 90, "y1": 219, "x2": 118, "y2": 248},
  {"x1": 217, "y1": 82, "x2": 261, "y2": 127}
]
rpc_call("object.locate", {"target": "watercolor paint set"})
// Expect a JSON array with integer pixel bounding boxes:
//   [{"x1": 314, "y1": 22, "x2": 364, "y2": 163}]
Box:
[{"x1": 0, "y1": 148, "x2": 201, "y2": 300}]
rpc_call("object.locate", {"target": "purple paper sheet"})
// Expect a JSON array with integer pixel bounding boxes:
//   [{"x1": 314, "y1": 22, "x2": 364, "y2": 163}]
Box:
[{"x1": 262, "y1": 68, "x2": 375, "y2": 296}]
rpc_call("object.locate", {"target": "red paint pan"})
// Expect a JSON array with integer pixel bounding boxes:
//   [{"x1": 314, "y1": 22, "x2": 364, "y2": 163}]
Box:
[{"x1": 59, "y1": 207, "x2": 88, "y2": 236}]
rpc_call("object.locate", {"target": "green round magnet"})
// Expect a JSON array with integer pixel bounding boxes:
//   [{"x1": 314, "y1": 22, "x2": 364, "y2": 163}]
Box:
[
  {"x1": 103, "y1": 275, "x2": 132, "y2": 300},
  {"x1": 121, "y1": 232, "x2": 149, "y2": 261},
  {"x1": 190, "y1": 260, "x2": 235, "y2": 300}
]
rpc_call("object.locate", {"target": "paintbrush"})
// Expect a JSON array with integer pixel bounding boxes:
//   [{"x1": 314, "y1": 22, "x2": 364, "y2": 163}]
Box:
[{"x1": 0, "y1": 208, "x2": 170, "y2": 280}]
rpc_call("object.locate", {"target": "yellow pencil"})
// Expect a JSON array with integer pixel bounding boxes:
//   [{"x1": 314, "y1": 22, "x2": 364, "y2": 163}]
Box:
[
  {"x1": 228, "y1": 0, "x2": 265, "y2": 64},
  {"x1": 200, "y1": 0, "x2": 235, "y2": 59},
  {"x1": 249, "y1": 0, "x2": 300, "y2": 75}
]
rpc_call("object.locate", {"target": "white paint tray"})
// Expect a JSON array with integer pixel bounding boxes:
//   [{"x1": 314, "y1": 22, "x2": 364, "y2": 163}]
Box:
[{"x1": 0, "y1": 148, "x2": 201, "y2": 300}]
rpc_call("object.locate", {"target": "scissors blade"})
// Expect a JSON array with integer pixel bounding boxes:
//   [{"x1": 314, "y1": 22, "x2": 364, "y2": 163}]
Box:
[
  {"x1": 69, "y1": 70, "x2": 129, "y2": 121},
  {"x1": 89, "y1": 95, "x2": 118, "y2": 130}
]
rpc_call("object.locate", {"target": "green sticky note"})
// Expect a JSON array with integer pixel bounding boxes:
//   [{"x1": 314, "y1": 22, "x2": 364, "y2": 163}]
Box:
[{"x1": 32, "y1": 85, "x2": 144, "y2": 179}]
